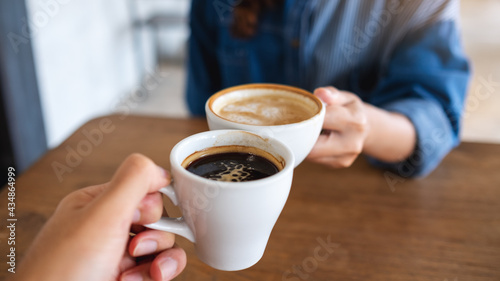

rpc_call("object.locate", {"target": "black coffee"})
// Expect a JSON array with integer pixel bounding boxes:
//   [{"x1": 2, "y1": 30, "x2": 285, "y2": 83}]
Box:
[{"x1": 186, "y1": 152, "x2": 279, "y2": 182}]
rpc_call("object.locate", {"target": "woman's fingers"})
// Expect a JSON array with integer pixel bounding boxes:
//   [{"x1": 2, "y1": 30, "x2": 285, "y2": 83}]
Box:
[
  {"x1": 129, "y1": 230, "x2": 176, "y2": 257},
  {"x1": 314, "y1": 87, "x2": 358, "y2": 106},
  {"x1": 308, "y1": 130, "x2": 341, "y2": 158},
  {"x1": 321, "y1": 104, "x2": 350, "y2": 131},
  {"x1": 314, "y1": 87, "x2": 367, "y2": 132},
  {"x1": 308, "y1": 131, "x2": 363, "y2": 159},
  {"x1": 308, "y1": 86, "x2": 369, "y2": 168},
  {"x1": 308, "y1": 154, "x2": 359, "y2": 169}
]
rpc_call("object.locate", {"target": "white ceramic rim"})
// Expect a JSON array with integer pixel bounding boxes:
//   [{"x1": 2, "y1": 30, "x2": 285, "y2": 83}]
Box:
[
  {"x1": 205, "y1": 83, "x2": 325, "y2": 128},
  {"x1": 170, "y1": 130, "x2": 295, "y2": 189}
]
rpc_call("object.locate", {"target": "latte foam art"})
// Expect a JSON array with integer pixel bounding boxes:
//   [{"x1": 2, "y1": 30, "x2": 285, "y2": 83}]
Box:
[{"x1": 218, "y1": 95, "x2": 315, "y2": 125}]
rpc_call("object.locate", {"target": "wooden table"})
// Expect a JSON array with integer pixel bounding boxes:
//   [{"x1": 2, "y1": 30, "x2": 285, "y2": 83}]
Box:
[{"x1": 1, "y1": 115, "x2": 499, "y2": 281}]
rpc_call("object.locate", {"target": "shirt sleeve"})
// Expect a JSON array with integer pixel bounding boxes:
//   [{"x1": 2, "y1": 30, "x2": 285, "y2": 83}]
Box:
[
  {"x1": 185, "y1": 0, "x2": 222, "y2": 116},
  {"x1": 367, "y1": 18, "x2": 471, "y2": 177}
]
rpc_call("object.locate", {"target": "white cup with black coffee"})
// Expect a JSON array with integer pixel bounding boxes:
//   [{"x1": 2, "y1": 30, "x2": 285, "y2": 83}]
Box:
[
  {"x1": 205, "y1": 83, "x2": 325, "y2": 167},
  {"x1": 146, "y1": 130, "x2": 294, "y2": 271}
]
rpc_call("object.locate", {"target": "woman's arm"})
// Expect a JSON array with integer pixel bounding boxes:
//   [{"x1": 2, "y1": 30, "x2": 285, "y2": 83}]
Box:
[
  {"x1": 308, "y1": 18, "x2": 470, "y2": 177},
  {"x1": 362, "y1": 103, "x2": 416, "y2": 163},
  {"x1": 307, "y1": 87, "x2": 416, "y2": 168}
]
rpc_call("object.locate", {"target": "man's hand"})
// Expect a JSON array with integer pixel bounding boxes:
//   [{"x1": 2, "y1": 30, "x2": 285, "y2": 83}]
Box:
[{"x1": 13, "y1": 154, "x2": 187, "y2": 281}]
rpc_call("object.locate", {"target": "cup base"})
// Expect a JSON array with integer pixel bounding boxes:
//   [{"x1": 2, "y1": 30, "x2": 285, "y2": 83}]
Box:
[{"x1": 196, "y1": 247, "x2": 264, "y2": 271}]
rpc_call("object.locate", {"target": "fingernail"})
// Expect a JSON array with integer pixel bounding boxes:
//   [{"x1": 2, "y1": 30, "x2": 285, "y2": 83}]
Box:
[
  {"x1": 122, "y1": 271, "x2": 143, "y2": 281},
  {"x1": 132, "y1": 209, "x2": 141, "y2": 223},
  {"x1": 159, "y1": 257, "x2": 178, "y2": 280},
  {"x1": 157, "y1": 165, "x2": 170, "y2": 179},
  {"x1": 315, "y1": 87, "x2": 335, "y2": 99},
  {"x1": 133, "y1": 239, "x2": 158, "y2": 256},
  {"x1": 328, "y1": 88, "x2": 338, "y2": 96}
]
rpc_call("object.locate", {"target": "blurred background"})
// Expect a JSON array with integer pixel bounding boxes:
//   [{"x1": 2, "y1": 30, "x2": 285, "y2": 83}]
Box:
[{"x1": 1, "y1": 0, "x2": 499, "y2": 176}]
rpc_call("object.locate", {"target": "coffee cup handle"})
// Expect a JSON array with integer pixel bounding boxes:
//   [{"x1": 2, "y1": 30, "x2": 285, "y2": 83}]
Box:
[{"x1": 144, "y1": 185, "x2": 196, "y2": 243}]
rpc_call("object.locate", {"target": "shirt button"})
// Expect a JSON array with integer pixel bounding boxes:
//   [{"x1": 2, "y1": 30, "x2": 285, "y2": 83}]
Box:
[{"x1": 291, "y1": 39, "x2": 300, "y2": 48}]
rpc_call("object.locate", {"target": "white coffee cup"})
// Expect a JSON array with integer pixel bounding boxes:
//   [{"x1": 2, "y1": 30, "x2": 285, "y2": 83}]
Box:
[
  {"x1": 205, "y1": 83, "x2": 325, "y2": 167},
  {"x1": 146, "y1": 130, "x2": 294, "y2": 271}
]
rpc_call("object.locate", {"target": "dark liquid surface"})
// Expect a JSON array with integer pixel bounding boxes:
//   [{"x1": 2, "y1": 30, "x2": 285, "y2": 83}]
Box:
[{"x1": 186, "y1": 152, "x2": 279, "y2": 182}]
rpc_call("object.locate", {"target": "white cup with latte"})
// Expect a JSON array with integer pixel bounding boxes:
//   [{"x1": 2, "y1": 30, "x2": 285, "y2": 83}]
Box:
[{"x1": 205, "y1": 84, "x2": 325, "y2": 166}]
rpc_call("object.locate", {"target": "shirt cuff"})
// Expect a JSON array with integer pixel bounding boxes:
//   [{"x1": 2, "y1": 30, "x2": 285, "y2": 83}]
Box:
[{"x1": 367, "y1": 98, "x2": 458, "y2": 178}]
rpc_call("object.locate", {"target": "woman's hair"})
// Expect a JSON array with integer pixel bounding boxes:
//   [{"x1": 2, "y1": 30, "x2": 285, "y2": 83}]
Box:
[{"x1": 231, "y1": 0, "x2": 283, "y2": 38}]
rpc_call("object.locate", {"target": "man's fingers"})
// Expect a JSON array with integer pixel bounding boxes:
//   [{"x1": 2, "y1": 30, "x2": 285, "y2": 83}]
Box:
[
  {"x1": 121, "y1": 235, "x2": 185, "y2": 281},
  {"x1": 129, "y1": 230, "x2": 176, "y2": 257},
  {"x1": 120, "y1": 262, "x2": 154, "y2": 281},
  {"x1": 150, "y1": 247, "x2": 187, "y2": 281},
  {"x1": 134, "y1": 193, "x2": 165, "y2": 225},
  {"x1": 108, "y1": 153, "x2": 169, "y2": 198},
  {"x1": 118, "y1": 250, "x2": 136, "y2": 275},
  {"x1": 94, "y1": 154, "x2": 170, "y2": 221},
  {"x1": 57, "y1": 183, "x2": 108, "y2": 210},
  {"x1": 121, "y1": 246, "x2": 186, "y2": 281}
]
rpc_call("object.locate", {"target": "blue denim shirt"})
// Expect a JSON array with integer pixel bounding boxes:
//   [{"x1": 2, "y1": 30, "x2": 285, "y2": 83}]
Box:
[{"x1": 186, "y1": 0, "x2": 471, "y2": 177}]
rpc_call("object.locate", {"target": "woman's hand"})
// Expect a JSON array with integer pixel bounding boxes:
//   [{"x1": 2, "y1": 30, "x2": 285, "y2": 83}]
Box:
[
  {"x1": 13, "y1": 154, "x2": 187, "y2": 281},
  {"x1": 307, "y1": 87, "x2": 369, "y2": 168},
  {"x1": 307, "y1": 87, "x2": 416, "y2": 168}
]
